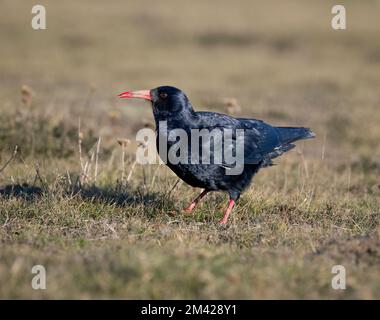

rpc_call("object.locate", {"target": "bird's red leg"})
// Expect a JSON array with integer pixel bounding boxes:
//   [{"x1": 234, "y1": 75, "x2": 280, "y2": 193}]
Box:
[
  {"x1": 184, "y1": 190, "x2": 209, "y2": 213},
  {"x1": 219, "y1": 199, "x2": 236, "y2": 225}
]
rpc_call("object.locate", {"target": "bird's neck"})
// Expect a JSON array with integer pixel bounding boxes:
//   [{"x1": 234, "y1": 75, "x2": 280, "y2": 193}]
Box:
[{"x1": 154, "y1": 106, "x2": 197, "y2": 130}]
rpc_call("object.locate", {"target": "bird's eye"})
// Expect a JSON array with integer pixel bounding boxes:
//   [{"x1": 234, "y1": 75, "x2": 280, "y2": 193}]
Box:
[{"x1": 159, "y1": 92, "x2": 168, "y2": 99}]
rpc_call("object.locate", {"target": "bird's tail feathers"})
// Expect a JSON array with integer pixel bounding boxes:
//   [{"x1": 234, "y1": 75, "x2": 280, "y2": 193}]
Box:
[{"x1": 276, "y1": 126, "x2": 316, "y2": 144}]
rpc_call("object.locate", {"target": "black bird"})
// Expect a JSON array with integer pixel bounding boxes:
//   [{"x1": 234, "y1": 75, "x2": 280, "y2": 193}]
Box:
[{"x1": 119, "y1": 86, "x2": 315, "y2": 224}]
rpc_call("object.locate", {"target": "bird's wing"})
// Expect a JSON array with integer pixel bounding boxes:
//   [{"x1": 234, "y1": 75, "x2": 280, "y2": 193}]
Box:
[
  {"x1": 192, "y1": 112, "x2": 284, "y2": 167},
  {"x1": 237, "y1": 118, "x2": 283, "y2": 164}
]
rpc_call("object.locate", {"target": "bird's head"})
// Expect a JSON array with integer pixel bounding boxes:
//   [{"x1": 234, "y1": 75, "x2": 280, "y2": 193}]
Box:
[{"x1": 119, "y1": 86, "x2": 194, "y2": 121}]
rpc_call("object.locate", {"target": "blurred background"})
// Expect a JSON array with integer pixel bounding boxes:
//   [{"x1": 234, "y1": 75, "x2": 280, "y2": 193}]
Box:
[
  {"x1": 1, "y1": 0, "x2": 379, "y2": 165},
  {"x1": 0, "y1": 0, "x2": 380, "y2": 299}
]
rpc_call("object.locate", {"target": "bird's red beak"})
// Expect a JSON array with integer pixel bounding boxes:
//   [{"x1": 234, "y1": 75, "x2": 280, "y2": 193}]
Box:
[{"x1": 118, "y1": 90, "x2": 152, "y2": 101}]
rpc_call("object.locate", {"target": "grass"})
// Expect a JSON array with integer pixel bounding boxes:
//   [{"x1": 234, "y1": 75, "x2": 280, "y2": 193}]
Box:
[{"x1": 0, "y1": 0, "x2": 380, "y2": 299}]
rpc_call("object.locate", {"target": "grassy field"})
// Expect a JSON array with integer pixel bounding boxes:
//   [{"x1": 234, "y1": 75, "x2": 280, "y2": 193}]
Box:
[{"x1": 0, "y1": 0, "x2": 380, "y2": 299}]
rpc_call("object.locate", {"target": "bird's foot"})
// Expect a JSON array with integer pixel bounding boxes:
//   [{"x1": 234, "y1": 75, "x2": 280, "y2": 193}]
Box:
[
  {"x1": 219, "y1": 218, "x2": 228, "y2": 225},
  {"x1": 218, "y1": 199, "x2": 236, "y2": 225},
  {"x1": 183, "y1": 202, "x2": 196, "y2": 213},
  {"x1": 183, "y1": 190, "x2": 209, "y2": 214}
]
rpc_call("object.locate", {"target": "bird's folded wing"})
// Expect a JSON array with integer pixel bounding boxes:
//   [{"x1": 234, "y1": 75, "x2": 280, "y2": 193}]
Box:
[{"x1": 194, "y1": 126, "x2": 281, "y2": 167}]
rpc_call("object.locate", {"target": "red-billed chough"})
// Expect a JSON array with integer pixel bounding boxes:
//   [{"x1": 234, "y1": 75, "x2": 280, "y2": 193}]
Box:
[{"x1": 119, "y1": 86, "x2": 315, "y2": 224}]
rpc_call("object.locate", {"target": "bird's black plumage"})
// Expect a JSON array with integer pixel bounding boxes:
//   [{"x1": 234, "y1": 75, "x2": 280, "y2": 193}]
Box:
[
  {"x1": 150, "y1": 86, "x2": 315, "y2": 201},
  {"x1": 120, "y1": 85, "x2": 315, "y2": 224}
]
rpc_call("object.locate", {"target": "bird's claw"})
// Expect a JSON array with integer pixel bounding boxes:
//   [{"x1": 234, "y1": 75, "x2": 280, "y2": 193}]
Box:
[
  {"x1": 183, "y1": 202, "x2": 196, "y2": 213},
  {"x1": 219, "y1": 219, "x2": 228, "y2": 225}
]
